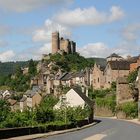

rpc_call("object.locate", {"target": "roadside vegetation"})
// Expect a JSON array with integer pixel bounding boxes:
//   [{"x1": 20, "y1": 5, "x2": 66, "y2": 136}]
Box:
[{"x1": 0, "y1": 95, "x2": 90, "y2": 129}]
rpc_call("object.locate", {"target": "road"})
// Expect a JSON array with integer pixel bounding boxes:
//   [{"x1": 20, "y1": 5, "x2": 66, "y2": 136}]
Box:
[{"x1": 36, "y1": 118, "x2": 140, "y2": 140}]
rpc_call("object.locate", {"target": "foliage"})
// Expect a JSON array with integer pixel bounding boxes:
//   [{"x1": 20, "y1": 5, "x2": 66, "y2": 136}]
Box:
[
  {"x1": 0, "y1": 59, "x2": 37, "y2": 92},
  {"x1": 88, "y1": 88, "x2": 115, "y2": 99},
  {"x1": 10, "y1": 92, "x2": 24, "y2": 101},
  {"x1": 127, "y1": 70, "x2": 138, "y2": 83},
  {"x1": 0, "y1": 99, "x2": 11, "y2": 122},
  {"x1": 28, "y1": 59, "x2": 37, "y2": 77},
  {"x1": 96, "y1": 95, "x2": 116, "y2": 113},
  {"x1": 116, "y1": 102, "x2": 138, "y2": 118},
  {"x1": 54, "y1": 106, "x2": 90, "y2": 124},
  {"x1": 35, "y1": 95, "x2": 58, "y2": 123},
  {"x1": 50, "y1": 53, "x2": 95, "y2": 72},
  {"x1": 0, "y1": 61, "x2": 28, "y2": 76}
]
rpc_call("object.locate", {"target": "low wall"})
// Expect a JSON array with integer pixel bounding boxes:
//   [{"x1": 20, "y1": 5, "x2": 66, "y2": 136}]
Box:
[
  {"x1": 0, "y1": 120, "x2": 92, "y2": 139},
  {"x1": 116, "y1": 111, "x2": 127, "y2": 119},
  {"x1": 95, "y1": 106, "x2": 114, "y2": 117}
]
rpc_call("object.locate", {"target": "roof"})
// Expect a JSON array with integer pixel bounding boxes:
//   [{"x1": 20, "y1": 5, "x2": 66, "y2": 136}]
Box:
[
  {"x1": 56, "y1": 72, "x2": 68, "y2": 80},
  {"x1": 61, "y1": 73, "x2": 73, "y2": 81},
  {"x1": 72, "y1": 86, "x2": 94, "y2": 108},
  {"x1": 74, "y1": 71, "x2": 85, "y2": 78},
  {"x1": 26, "y1": 90, "x2": 38, "y2": 98},
  {"x1": 107, "y1": 53, "x2": 122, "y2": 58},
  {"x1": 127, "y1": 55, "x2": 140, "y2": 63},
  {"x1": 108, "y1": 61, "x2": 130, "y2": 70},
  {"x1": 20, "y1": 96, "x2": 27, "y2": 102},
  {"x1": 94, "y1": 58, "x2": 107, "y2": 71},
  {"x1": 8, "y1": 99, "x2": 17, "y2": 106}
]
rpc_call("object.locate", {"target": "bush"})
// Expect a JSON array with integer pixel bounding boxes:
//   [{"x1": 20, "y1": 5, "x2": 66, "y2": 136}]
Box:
[
  {"x1": 116, "y1": 102, "x2": 138, "y2": 118},
  {"x1": 96, "y1": 95, "x2": 116, "y2": 113}
]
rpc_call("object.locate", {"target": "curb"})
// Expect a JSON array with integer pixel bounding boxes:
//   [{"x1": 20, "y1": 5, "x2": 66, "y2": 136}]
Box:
[
  {"x1": 8, "y1": 121, "x2": 99, "y2": 140},
  {"x1": 96, "y1": 116, "x2": 140, "y2": 126}
]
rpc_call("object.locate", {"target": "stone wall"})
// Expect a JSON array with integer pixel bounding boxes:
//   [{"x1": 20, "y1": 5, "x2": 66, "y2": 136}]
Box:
[
  {"x1": 116, "y1": 77, "x2": 133, "y2": 105},
  {"x1": 95, "y1": 106, "x2": 114, "y2": 117}
]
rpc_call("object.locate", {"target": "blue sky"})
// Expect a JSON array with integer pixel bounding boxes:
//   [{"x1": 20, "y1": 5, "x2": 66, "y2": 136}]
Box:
[{"x1": 0, "y1": 0, "x2": 140, "y2": 61}]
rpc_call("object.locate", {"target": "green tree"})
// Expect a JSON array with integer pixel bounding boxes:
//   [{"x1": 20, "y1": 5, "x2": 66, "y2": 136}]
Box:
[
  {"x1": 28, "y1": 59, "x2": 37, "y2": 77},
  {"x1": 127, "y1": 70, "x2": 138, "y2": 83},
  {"x1": 0, "y1": 99, "x2": 11, "y2": 122}
]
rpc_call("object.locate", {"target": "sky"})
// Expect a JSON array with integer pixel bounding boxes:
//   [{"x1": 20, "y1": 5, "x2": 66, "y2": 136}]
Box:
[{"x1": 0, "y1": 0, "x2": 140, "y2": 62}]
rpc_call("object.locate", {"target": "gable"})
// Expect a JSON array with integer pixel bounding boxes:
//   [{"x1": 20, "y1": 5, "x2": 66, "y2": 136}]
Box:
[{"x1": 66, "y1": 89, "x2": 85, "y2": 107}]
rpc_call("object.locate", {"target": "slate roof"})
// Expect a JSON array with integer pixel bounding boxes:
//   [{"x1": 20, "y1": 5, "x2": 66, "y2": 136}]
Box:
[
  {"x1": 127, "y1": 55, "x2": 140, "y2": 63},
  {"x1": 94, "y1": 58, "x2": 107, "y2": 71},
  {"x1": 108, "y1": 60, "x2": 130, "y2": 70},
  {"x1": 74, "y1": 71, "x2": 85, "y2": 78},
  {"x1": 61, "y1": 73, "x2": 73, "y2": 81},
  {"x1": 72, "y1": 86, "x2": 94, "y2": 108},
  {"x1": 26, "y1": 90, "x2": 38, "y2": 98},
  {"x1": 107, "y1": 53, "x2": 122, "y2": 58},
  {"x1": 20, "y1": 96, "x2": 27, "y2": 102}
]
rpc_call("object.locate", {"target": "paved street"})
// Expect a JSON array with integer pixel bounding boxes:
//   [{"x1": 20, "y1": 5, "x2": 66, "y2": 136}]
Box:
[{"x1": 36, "y1": 118, "x2": 140, "y2": 140}]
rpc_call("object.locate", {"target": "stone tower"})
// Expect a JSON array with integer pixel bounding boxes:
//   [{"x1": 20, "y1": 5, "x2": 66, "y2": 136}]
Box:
[{"x1": 52, "y1": 32, "x2": 59, "y2": 54}]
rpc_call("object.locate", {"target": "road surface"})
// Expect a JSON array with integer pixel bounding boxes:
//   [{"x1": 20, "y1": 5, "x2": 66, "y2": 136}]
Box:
[{"x1": 36, "y1": 118, "x2": 140, "y2": 140}]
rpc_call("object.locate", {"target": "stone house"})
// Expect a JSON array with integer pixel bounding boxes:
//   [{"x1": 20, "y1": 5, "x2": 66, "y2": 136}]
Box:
[
  {"x1": 26, "y1": 90, "x2": 42, "y2": 108},
  {"x1": 128, "y1": 55, "x2": 140, "y2": 72},
  {"x1": 106, "y1": 53, "x2": 124, "y2": 62},
  {"x1": 104, "y1": 60, "x2": 130, "y2": 88},
  {"x1": 19, "y1": 96, "x2": 27, "y2": 112},
  {"x1": 92, "y1": 62, "x2": 106, "y2": 89},
  {"x1": 116, "y1": 77, "x2": 134, "y2": 105},
  {"x1": 8, "y1": 98, "x2": 19, "y2": 111}
]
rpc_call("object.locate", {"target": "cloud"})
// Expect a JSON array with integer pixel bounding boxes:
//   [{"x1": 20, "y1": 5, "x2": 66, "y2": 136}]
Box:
[
  {"x1": 78, "y1": 41, "x2": 140, "y2": 58},
  {"x1": 54, "y1": 6, "x2": 124, "y2": 26},
  {"x1": 0, "y1": 50, "x2": 15, "y2": 62},
  {"x1": 0, "y1": 0, "x2": 73, "y2": 13},
  {"x1": 78, "y1": 43, "x2": 111, "y2": 58},
  {"x1": 33, "y1": 19, "x2": 71, "y2": 42},
  {"x1": 122, "y1": 23, "x2": 140, "y2": 41}
]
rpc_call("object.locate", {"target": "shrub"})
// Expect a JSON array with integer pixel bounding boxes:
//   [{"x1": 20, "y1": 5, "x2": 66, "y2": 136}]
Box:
[
  {"x1": 96, "y1": 95, "x2": 116, "y2": 113},
  {"x1": 116, "y1": 102, "x2": 138, "y2": 118}
]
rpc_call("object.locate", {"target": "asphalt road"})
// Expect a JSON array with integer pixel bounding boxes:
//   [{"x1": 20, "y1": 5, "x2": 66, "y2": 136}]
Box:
[{"x1": 36, "y1": 118, "x2": 140, "y2": 140}]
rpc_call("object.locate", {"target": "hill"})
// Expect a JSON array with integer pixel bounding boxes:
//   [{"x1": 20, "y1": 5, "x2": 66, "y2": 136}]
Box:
[{"x1": 0, "y1": 61, "x2": 29, "y2": 76}]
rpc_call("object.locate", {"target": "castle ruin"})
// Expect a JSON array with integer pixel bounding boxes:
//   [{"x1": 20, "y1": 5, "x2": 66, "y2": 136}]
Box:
[{"x1": 52, "y1": 32, "x2": 76, "y2": 54}]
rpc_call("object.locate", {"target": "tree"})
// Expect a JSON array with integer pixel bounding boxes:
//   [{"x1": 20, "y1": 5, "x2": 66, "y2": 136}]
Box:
[
  {"x1": 15, "y1": 65, "x2": 23, "y2": 77},
  {"x1": 127, "y1": 70, "x2": 138, "y2": 83},
  {"x1": 0, "y1": 99, "x2": 11, "y2": 122},
  {"x1": 28, "y1": 59, "x2": 37, "y2": 77}
]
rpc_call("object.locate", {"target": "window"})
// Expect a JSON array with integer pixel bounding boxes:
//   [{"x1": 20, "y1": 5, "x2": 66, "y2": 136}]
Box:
[{"x1": 98, "y1": 78, "x2": 100, "y2": 83}]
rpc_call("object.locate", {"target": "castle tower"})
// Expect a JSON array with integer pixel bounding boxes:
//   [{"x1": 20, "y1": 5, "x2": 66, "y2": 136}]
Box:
[{"x1": 52, "y1": 32, "x2": 60, "y2": 54}]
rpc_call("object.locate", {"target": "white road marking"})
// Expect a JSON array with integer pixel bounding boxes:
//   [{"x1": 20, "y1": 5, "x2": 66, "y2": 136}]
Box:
[{"x1": 83, "y1": 134, "x2": 107, "y2": 140}]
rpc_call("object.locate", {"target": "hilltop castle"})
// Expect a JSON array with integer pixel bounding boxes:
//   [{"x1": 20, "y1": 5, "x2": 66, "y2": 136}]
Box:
[{"x1": 52, "y1": 32, "x2": 76, "y2": 54}]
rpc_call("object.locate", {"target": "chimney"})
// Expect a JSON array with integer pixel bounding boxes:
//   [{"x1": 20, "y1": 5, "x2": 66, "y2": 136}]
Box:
[
  {"x1": 81, "y1": 86, "x2": 85, "y2": 93},
  {"x1": 86, "y1": 88, "x2": 88, "y2": 97}
]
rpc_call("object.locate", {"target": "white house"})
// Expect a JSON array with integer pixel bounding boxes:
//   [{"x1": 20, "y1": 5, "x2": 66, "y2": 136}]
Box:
[{"x1": 54, "y1": 88, "x2": 94, "y2": 110}]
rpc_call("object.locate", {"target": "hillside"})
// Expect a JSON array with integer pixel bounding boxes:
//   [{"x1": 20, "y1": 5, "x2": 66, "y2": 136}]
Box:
[{"x1": 0, "y1": 61, "x2": 29, "y2": 76}]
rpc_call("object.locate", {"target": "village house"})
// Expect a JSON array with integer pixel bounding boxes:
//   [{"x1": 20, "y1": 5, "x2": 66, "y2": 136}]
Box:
[
  {"x1": 92, "y1": 61, "x2": 106, "y2": 89},
  {"x1": 25, "y1": 89, "x2": 42, "y2": 108},
  {"x1": 116, "y1": 77, "x2": 134, "y2": 105},
  {"x1": 54, "y1": 87, "x2": 94, "y2": 109},
  {"x1": 8, "y1": 98, "x2": 19, "y2": 111},
  {"x1": 20, "y1": 96, "x2": 27, "y2": 112},
  {"x1": 127, "y1": 55, "x2": 140, "y2": 72},
  {"x1": 104, "y1": 60, "x2": 130, "y2": 88}
]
